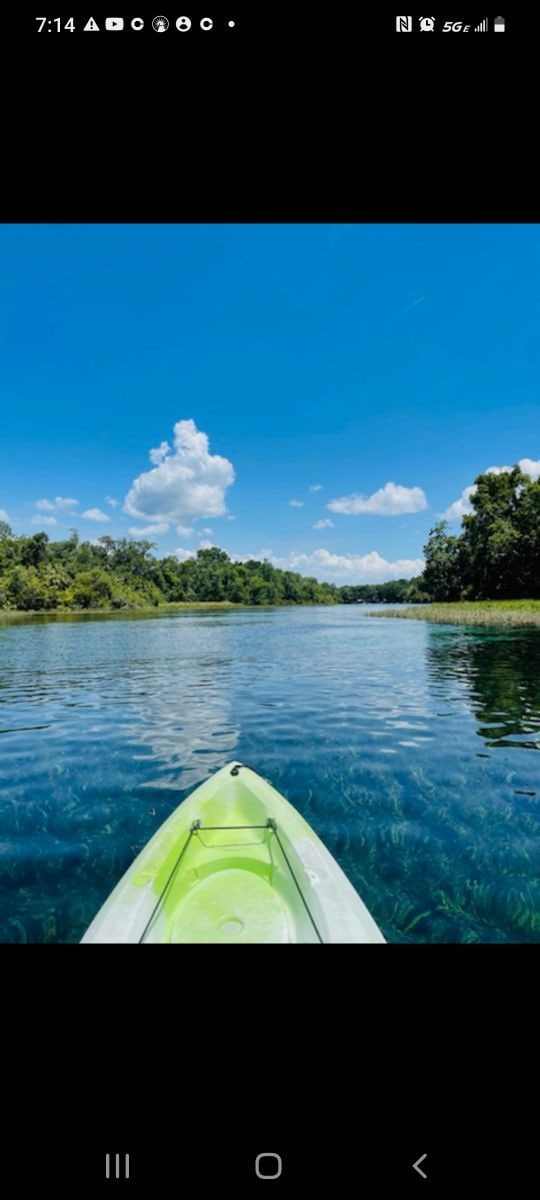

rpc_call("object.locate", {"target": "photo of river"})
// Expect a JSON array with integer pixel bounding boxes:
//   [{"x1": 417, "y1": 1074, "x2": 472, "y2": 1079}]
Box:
[{"x1": 1, "y1": 604, "x2": 538, "y2": 943}]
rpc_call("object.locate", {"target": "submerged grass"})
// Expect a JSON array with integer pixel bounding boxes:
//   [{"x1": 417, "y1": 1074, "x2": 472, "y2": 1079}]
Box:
[{"x1": 371, "y1": 601, "x2": 540, "y2": 628}]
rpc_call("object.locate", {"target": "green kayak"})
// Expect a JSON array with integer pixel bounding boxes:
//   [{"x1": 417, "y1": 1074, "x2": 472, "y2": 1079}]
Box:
[{"x1": 81, "y1": 762, "x2": 385, "y2": 944}]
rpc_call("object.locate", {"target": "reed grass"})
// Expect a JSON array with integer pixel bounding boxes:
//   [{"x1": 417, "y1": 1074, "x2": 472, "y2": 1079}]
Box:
[{"x1": 371, "y1": 600, "x2": 540, "y2": 627}]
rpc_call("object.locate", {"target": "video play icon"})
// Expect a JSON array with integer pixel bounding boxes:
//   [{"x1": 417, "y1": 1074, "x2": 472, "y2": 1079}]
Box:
[{"x1": 105, "y1": 17, "x2": 124, "y2": 30}]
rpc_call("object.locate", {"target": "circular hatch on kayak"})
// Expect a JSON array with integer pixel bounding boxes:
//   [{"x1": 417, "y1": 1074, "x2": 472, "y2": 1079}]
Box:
[{"x1": 167, "y1": 867, "x2": 293, "y2": 943}]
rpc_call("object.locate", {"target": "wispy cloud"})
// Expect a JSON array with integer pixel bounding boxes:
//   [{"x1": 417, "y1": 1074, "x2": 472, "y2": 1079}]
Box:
[
  {"x1": 395, "y1": 295, "x2": 425, "y2": 317},
  {"x1": 32, "y1": 515, "x2": 58, "y2": 526},
  {"x1": 289, "y1": 499, "x2": 304, "y2": 508},
  {"x1": 36, "y1": 496, "x2": 78, "y2": 512},
  {"x1": 128, "y1": 523, "x2": 169, "y2": 536}
]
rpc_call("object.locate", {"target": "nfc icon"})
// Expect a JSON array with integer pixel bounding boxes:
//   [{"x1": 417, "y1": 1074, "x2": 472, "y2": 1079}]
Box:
[
  {"x1": 105, "y1": 1154, "x2": 130, "y2": 1181},
  {"x1": 396, "y1": 16, "x2": 413, "y2": 32}
]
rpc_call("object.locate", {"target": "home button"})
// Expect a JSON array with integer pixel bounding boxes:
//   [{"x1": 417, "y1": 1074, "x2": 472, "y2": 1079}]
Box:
[{"x1": 255, "y1": 1153, "x2": 283, "y2": 1180}]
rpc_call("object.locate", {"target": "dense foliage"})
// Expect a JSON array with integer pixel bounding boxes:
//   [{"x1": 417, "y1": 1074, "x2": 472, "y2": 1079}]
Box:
[
  {"x1": 422, "y1": 466, "x2": 540, "y2": 601},
  {"x1": 1, "y1": 465, "x2": 537, "y2": 612},
  {"x1": 339, "y1": 579, "x2": 427, "y2": 604},
  {"x1": 0, "y1": 529, "x2": 339, "y2": 610}
]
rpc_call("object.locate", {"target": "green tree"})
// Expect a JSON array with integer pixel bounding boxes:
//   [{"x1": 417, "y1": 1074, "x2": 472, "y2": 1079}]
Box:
[
  {"x1": 71, "y1": 569, "x2": 114, "y2": 608},
  {"x1": 422, "y1": 522, "x2": 462, "y2": 601},
  {"x1": 20, "y1": 531, "x2": 50, "y2": 568},
  {"x1": 461, "y1": 466, "x2": 527, "y2": 598},
  {"x1": 5, "y1": 565, "x2": 51, "y2": 610}
]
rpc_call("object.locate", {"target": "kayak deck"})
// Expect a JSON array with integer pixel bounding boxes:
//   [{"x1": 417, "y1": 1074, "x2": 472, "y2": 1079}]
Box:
[
  {"x1": 81, "y1": 763, "x2": 386, "y2": 944},
  {"x1": 148, "y1": 819, "x2": 320, "y2": 944}
]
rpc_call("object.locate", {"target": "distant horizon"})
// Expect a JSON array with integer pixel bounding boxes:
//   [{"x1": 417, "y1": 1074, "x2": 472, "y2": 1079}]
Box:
[{"x1": 1, "y1": 224, "x2": 538, "y2": 583}]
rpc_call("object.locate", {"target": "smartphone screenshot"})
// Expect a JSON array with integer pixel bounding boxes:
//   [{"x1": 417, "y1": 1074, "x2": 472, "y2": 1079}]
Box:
[{"x1": 0, "y1": 11, "x2": 537, "y2": 1194}]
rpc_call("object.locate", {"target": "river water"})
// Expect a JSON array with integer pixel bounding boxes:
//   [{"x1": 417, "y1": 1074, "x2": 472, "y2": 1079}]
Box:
[{"x1": 0, "y1": 605, "x2": 538, "y2": 942}]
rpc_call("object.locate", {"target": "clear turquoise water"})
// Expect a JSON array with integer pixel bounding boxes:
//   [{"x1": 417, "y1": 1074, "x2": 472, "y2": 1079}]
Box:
[{"x1": 0, "y1": 605, "x2": 539, "y2": 943}]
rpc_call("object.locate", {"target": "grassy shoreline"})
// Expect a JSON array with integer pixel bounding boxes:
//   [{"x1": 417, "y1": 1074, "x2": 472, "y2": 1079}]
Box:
[
  {"x1": 0, "y1": 601, "x2": 246, "y2": 622},
  {"x1": 371, "y1": 600, "x2": 540, "y2": 627}
]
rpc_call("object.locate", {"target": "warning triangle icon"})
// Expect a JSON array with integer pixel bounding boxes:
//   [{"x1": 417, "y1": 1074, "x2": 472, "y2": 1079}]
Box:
[{"x1": 84, "y1": 17, "x2": 100, "y2": 31}]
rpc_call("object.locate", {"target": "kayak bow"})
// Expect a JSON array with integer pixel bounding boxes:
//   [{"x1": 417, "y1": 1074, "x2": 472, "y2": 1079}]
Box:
[{"x1": 81, "y1": 762, "x2": 385, "y2": 944}]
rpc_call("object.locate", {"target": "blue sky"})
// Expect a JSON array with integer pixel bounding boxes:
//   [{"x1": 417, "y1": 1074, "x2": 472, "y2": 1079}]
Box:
[{"x1": 1, "y1": 224, "x2": 539, "y2": 582}]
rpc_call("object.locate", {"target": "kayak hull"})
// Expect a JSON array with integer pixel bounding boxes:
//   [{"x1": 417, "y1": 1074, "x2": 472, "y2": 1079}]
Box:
[{"x1": 81, "y1": 762, "x2": 385, "y2": 944}]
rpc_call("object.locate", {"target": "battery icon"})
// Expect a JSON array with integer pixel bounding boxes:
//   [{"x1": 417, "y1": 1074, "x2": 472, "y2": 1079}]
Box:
[{"x1": 494, "y1": 16, "x2": 505, "y2": 31}]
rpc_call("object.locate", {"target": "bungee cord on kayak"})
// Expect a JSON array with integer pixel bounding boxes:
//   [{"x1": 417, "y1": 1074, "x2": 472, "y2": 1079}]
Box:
[
  {"x1": 139, "y1": 817, "x2": 324, "y2": 944},
  {"x1": 82, "y1": 763, "x2": 386, "y2": 944}
]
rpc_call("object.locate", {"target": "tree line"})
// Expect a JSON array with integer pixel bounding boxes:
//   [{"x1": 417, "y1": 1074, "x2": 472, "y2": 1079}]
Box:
[
  {"x1": 1, "y1": 466, "x2": 537, "y2": 611},
  {"x1": 0, "y1": 527, "x2": 339, "y2": 610}
]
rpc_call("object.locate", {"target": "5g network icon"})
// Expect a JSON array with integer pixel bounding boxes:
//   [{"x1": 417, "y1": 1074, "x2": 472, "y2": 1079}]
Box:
[{"x1": 396, "y1": 16, "x2": 412, "y2": 32}]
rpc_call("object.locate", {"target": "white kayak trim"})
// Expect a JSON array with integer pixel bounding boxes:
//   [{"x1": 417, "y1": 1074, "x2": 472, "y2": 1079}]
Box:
[{"x1": 81, "y1": 762, "x2": 386, "y2": 944}]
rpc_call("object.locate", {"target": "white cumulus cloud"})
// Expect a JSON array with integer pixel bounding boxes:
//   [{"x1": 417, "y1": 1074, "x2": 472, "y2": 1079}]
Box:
[
  {"x1": 124, "y1": 419, "x2": 235, "y2": 523},
  {"x1": 32, "y1": 515, "x2": 58, "y2": 526},
  {"x1": 149, "y1": 441, "x2": 170, "y2": 465},
  {"x1": 201, "y1": 527, "x2": 213, "y2": 534},
  {"x1": 441, "y1": 485, "x2": 476, "y2": 522},
  {"x1": 253, "y1": 547, "x2": 424, "y2": 584},
  {"x1": 128, "y1": 523, "x2": 169, "y2": 536},
  {"x1": 175, "y1": 547, "x2": 196, "y2": 562},
  {"x1": 516, "y1": 457, "x2": 540, "y2": 481},
  {"x1": 199, "y1": 539, "x2": 216, "y2": 550},
  {"x1": 328, "y1": 482, "x2": 427, "y2": 516},
  {"x1": 176, "y1": 524, "x2": 194, "y2": 537},
  {"x1": 36, "y1": 496, "x2": 78, "y2": 512},
  {"x1": 81, "y1": 508, "x2": 110, "y2": 522},
  {"x1": 309, "y1": 484, "x2": 322, "y2": 492},
  {"x1": 0, "y1": 509, "x2": 10, "y2": 523},
  {"x1": 442, "y1": 458, "x2": 540, "y2": 521},
  {"x1": 313, "y1": 518, "x2": 333, "y2": 529},
  {"x1": 105, "y1": 496, "x2": 118, "y2": 508},
  {"x1": 289, "y1": 499, "x2": 304, "y2": 508}
]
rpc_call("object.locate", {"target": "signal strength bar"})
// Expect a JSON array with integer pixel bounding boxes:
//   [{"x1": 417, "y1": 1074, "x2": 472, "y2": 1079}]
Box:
[{"x1": 474, "y1": 18, "x2": 488, "y2": 31}]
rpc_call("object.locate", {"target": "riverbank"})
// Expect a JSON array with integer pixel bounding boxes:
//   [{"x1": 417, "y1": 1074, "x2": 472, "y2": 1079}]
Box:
[
  {"x1": 371, "y1": 600, "x2": 540, "y2": 627},
  {"x1": 0, "y1": 601, "x2": 245, "y2": 623}
]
